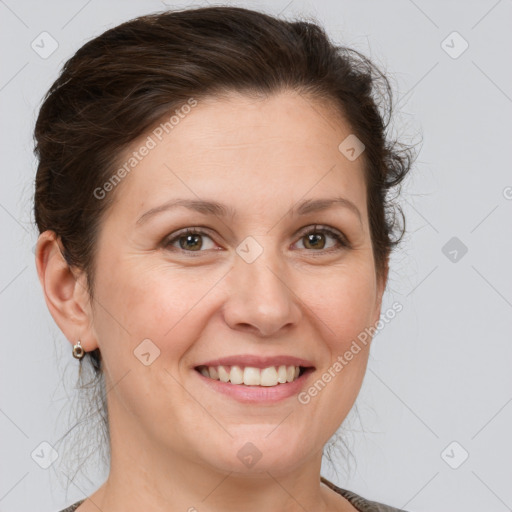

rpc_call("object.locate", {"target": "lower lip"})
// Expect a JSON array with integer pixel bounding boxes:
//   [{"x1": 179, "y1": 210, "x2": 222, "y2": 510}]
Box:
[{"x1": 194, "y1": 368, "x2": 315, "y2": 404}]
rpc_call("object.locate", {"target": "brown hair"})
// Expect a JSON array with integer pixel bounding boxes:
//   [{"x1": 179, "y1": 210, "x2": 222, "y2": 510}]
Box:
[{"x1": 33, "y1": 5, "x2": 415, "y2": 482}]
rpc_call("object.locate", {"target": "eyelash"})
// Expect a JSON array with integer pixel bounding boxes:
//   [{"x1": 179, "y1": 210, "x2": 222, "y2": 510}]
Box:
[{"x1": 162, "y1": 225, "x2": 351, "y2": 255}]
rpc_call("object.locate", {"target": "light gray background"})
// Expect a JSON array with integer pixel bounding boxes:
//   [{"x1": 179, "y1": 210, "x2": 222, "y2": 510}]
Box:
[{"x1": 1, "y1": 1, "x2": 511, "y2": 511}]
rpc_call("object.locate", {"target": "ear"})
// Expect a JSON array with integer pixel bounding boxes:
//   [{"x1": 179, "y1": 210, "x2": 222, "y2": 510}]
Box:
[{"x1": 35, "y1": 230, "x2": 98, "y2": 352}]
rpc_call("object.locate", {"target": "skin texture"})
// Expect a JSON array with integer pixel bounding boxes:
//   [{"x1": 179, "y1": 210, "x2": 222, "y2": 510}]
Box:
[{"x1": 36, "y1": 90, "x2": 387, "y2": 512}]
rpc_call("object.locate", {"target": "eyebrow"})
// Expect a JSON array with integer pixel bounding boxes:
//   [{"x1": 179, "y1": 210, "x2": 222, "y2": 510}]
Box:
[{"x1": 136, "y1": 197, "x2": 362, "y2": 226}]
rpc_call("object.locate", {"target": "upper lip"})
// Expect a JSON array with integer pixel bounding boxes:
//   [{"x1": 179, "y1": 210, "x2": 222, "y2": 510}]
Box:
[{"x1": 195, "y1": 354, "x2": 315, "y2": 369}]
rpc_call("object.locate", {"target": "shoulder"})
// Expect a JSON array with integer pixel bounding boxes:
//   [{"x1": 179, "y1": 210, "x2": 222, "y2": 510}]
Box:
[
  {"x1": 321, "y1": 477, "x2": 409, "y2": 512},
  {"x1": 57, "y1": 499, "x2": 85, "y2": 512}
]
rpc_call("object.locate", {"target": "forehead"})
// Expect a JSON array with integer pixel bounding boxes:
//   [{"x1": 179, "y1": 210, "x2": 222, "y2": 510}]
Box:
[{"x1": 107, "y1": 90, "x2": 367, "y2": 222}]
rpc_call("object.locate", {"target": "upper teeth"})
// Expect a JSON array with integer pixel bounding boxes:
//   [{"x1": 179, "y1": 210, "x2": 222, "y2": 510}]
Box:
[{"x1": 199, "y1": 365, "x2": 301, "y2": 386}]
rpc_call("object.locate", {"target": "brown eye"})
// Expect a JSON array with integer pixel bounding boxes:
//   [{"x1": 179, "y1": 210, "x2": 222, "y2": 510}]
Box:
[
  {"x1": 295, "y1": 226, "x2": 349, "y2": 252},
  {"x1": 178, "y1": 233, "x2": 203, "y2": 251},
  {"x1": 164, "y1": 228, "x2": 216, "y2": 252},
  {"x1": 303, "y1": 232, "x2": 327, "y2": 250}
]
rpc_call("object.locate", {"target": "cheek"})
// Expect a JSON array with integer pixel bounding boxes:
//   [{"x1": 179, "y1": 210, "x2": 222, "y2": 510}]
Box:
[
  {"x1": 289, "y1": 266, "x2": 377, "y2": 444},
  {"x1": 300, "y1": 263, "x2": 378, "y2": 349},
  {"x1": 92, "y1": 259, "x2": 220, "y2": 359}
]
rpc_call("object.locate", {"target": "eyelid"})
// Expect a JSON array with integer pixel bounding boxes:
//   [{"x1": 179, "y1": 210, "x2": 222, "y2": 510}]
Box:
[
  {"x1": 292, "y1": 224, "x2": 351, "y2": 251},
  {"x1": 162, "y1": 224, "x2": 350, "y2": 252},
  {"x1": 162, "y1": 227, "x2": 218, "y2": 252},
  {"x1": 294, "y1": 224, "x2": 348, "y2": 242}
]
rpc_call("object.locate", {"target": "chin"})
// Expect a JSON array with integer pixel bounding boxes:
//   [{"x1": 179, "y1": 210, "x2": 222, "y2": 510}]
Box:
[{"x1": 203, "y1": 430, "x2": 311, "y2": 476}]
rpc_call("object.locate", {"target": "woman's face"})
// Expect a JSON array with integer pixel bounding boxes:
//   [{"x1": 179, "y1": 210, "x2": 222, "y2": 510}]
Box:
[{"x1": 83, "y1": 90, "x2": 386, "y2": 476}]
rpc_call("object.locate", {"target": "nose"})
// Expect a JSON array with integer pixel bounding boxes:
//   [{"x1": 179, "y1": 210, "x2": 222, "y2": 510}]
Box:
[{"x1": 222, "y1": 245, "x2": 302, "y2": 337}]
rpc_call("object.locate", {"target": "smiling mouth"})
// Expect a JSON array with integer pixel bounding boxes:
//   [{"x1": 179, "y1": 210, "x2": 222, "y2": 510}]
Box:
[{"x1": 194, "y1": 364, "x2": 311, "y2": 387}]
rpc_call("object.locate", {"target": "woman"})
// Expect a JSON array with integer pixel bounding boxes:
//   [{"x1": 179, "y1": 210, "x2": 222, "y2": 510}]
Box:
[{"x1": 34, "y1": 6, "x2": 413, "y2": 511}]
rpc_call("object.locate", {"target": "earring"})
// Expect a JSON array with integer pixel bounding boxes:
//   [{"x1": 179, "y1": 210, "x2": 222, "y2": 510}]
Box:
[{"x1": 72, "y1": 340, "x2": 85, "y2": 359}]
